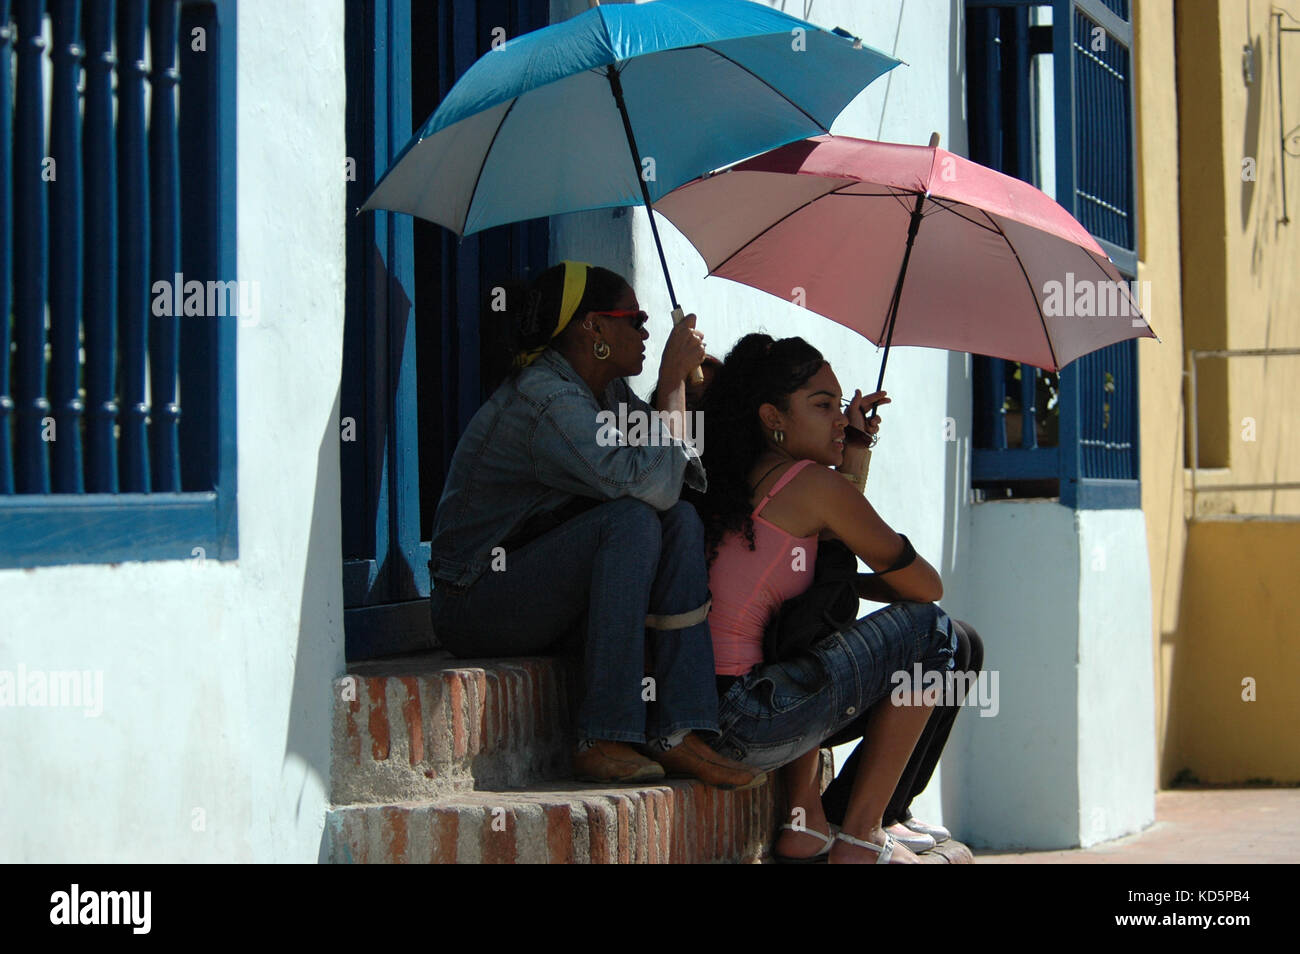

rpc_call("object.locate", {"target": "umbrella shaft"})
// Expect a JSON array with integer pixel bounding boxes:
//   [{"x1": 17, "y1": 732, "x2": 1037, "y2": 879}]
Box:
[
  {"x1": 605, "y1": 66, "x2": 679, "y2": 310},
  {"x1": 871, "y1": 191, "x2": 926, "y2": 415}
]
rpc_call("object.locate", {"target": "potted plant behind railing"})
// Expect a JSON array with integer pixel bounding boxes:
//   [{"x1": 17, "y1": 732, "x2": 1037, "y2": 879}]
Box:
[{"x1": 1000, "y1": 364, "x2": 1060, "y2": 447}]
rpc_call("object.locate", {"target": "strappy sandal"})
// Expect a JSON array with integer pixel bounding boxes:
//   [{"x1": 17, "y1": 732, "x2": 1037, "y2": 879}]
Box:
[
  {"x1": 773, "y1": 824, "x2": 836, "y2": 864},
  {"x1": 833, "y1": 829, "x2": 896, "y2": 864}
]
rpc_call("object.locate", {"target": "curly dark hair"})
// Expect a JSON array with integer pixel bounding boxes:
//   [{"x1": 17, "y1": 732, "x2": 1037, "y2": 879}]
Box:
[
  {"x1": 692, "y1": 333, "x2": 826, "y2": 566},
  {"x1": 482, "y1": 263, "x2": 630, "y2": 391}
]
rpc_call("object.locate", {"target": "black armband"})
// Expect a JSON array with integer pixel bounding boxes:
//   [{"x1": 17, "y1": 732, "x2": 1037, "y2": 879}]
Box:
[{"x1": 880, "y1": 533, "x2": 916, "y2": 574}]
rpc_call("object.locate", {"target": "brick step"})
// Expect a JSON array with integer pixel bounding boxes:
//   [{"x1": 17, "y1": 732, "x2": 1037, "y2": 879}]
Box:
[
  {"x1": 332, "y1": 653, "x2": 579, "y2": 804},
  {"x1": 325, "y1": 777, "x2": 781, "y2": 864},
  {"x1": 328, "y1": 652, "x2": 972, "y2": 864}
]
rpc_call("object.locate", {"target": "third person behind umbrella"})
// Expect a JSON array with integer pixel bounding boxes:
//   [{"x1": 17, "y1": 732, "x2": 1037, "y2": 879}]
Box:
[{"x1": 692, "y1": 333, "x2": 984, "y2": 862}]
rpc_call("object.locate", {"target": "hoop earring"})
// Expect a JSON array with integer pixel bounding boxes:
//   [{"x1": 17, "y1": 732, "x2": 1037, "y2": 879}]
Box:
[
  {"x1": 594, "y1": 340, "x2": 611, "y2": 360},
  {"x1": 772, "y1": 428, "x2": 784, "y2": 444}
]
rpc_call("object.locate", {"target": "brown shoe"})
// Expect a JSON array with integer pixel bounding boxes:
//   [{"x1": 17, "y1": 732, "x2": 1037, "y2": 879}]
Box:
[
  {"x1": 573, "y1": 741, "x2": 667, "y2": 783},
  {"x1": 648, "y1": 732, "x2": 765, "y2": 790}
]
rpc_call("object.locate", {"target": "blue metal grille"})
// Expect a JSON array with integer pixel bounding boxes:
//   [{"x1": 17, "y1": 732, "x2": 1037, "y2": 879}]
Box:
[
  {"x1": 1076, "y1": 339, "x2": 1138, "y2": 479},
  {"x1": 966, "y1": 0, "x2": 1140, "y2": 506},
  {"x1": 1072, "y1": 8, "x2": 1134, "y2": 250},
  {"x1": 2, "y1": 0, "x2": 223, "y2": 496},
  {"x1": 1097, "y1": 0, "x2": 1128, "y2": 21}
]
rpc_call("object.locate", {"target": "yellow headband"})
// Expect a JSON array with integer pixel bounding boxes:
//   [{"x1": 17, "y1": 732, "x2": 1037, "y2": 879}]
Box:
[{"x1": 514, "y1": 261, "x2": 591, "y2": 369}]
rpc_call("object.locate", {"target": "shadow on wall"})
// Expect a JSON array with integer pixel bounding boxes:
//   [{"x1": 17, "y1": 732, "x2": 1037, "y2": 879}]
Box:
[
  {"x1": 282, "y1": 384, "x2": 346, "y2": 862},
  {"x1": 938, "y1": 347, "x2": 973, "y2": 834},
  {"x1": 1241, "y1": 32, "x2": 1263, "y2": 233},
  {"x1": 948, "y1": 0, "x2": 968, "y2": 157}
]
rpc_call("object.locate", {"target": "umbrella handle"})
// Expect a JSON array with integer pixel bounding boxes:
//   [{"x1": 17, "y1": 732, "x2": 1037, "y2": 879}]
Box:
[{"x1": 671, "y1": 306, "x2": 705, "y2": 386}]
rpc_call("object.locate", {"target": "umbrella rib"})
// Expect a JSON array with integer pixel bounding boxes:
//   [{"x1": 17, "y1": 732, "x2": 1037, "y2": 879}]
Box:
[
  {"x1": 985, "y1": 214, "x2": 1061, "y2": 371},
  {"x1": 919, "y1": 195, "x2": 1004, "y2": 234},
  {"x1": 702, "y1": 46, "x2": 829, "y2": 132},
  {"x1": 706, "y1": 183, "x2": 846, "y2": 274},
  {"x1": 461, "y1": 97, "x2": 520, "y2": 234}
]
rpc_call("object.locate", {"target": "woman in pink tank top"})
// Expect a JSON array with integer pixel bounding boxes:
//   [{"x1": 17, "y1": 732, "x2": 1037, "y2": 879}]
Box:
[{"x1": 690, "y1": 333, "x2": 982, "y2": 864}]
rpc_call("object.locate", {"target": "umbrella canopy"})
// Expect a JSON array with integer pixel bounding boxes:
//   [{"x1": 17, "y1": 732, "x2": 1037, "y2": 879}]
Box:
[
  {"x1": 654, "y1": 134, "x2": 1157, "y2": 371},
  {"x1": 361, "y1": 1, "x2": 899, "y2": 237}
]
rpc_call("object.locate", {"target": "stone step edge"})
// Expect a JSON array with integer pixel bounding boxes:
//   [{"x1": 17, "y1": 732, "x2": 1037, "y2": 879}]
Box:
[
  {"x1": 332, "y1": 654, "x2": 579, "y2": 804},
  {"x1": 325, "y1": 777, "x2": 782, "y2": 864}
]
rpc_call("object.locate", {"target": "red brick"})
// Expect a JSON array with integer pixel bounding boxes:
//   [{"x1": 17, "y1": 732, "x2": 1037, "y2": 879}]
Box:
[
  {"x1": 469, "y1": 671, "x2": 487, "y2": 755},
  {"x1": 448, "y1": 674, "x2": 467, "y2": 759},
  {"x1": 501, "y1": 668, "x2": 516, "y2": 750},
  {"x1": 399, "y1": 677, "x2": 423, "y2": 766},
  {"x1": 366, "y1": 678, "x2": 390, "y2": 761},
  {"x1": 645, "y1": 791, "x2": 660, "y2": 864},
  {"x1": 659, "y1": 791, "x2": 672, "y2": 863},
  {"x1": 721, "y1": 791, "x2": 733, "y2": 861},
  {"x1": 481, "y1": 806, "x2": 517, "y2": 864},
  {"x1": 544, "y1": 804, "x2": 573, "y2": 864},
  {"x1": 433, "y1": 808, "x2": 459, "y2": 863},
  {"x1": 633, "y1": 795, "x2": 648, "y2": 863},
  {"x1": 615, "y1": 796, "x2": 631, "y2": 864},
  {"x1": 694, "y1": 785, "x2": 708, "y2": 863},
  {"x1": 345, "y1": 692, "x2": 361, "y2": 765},
  {"x1": 586, "y1": 802, "x2": 612, "y2": 864},
  {"x1": 381, "y1": 806, "x2": 408, "y2": 864},
  {"x1": 482, "y1": 670, "x2": 498, "y2": 754}
]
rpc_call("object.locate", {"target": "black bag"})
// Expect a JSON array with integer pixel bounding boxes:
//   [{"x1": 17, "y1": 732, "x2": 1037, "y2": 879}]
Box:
[
  {"x1": 761, "y1": 534, "x2": 917, "y2": 664},
  {"x1": 762, "y1": 539, "x2": 860, "y2": 664}
]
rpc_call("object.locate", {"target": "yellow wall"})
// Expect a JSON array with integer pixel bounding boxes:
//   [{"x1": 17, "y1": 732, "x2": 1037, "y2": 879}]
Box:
[
  {"x1": 1145, "y1": 0, "x2": 1300, "y2": 784},
  {"x1": 1136, "y1": 0, "x2": 1189, "y2": 785},
  {"x1": 1164, "y1": 520, "x2": 1300, "y2": 783},
  {"x1": 1174, "y1": 0, "x2": 1300, "y2": 513}
]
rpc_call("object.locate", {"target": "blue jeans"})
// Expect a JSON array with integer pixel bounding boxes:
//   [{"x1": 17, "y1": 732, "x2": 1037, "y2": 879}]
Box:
[
  {"x1": 708, "y1": 602, "x2": 957, "y2": 772},
  {"x1": 429, "y1": 498, "x2": 720, "y2": 745}
]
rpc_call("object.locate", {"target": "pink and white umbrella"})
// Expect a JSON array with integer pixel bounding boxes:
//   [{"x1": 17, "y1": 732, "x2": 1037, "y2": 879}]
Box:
[{"x1": 654, "y1": 134, "x2": 1156, "y2": 392}]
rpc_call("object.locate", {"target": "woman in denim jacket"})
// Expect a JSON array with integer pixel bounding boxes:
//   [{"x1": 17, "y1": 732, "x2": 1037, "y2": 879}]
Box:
[
  {"x1": 693, "y1": 334, "x2": 983, "y2": 863},
  {"x1": 429, "y1": 261, "x2": 758, "y2": 788}
]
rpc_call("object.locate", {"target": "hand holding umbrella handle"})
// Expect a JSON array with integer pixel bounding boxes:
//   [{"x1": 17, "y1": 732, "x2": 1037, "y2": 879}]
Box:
[{"x1": 671, "y1": 306, "x2": 705, "y2": 386}]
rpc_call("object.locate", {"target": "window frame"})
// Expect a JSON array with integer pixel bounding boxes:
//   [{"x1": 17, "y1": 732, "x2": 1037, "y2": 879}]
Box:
[
  {"x1": 0, "y1": 0, "x2": 238, "y2": 569},
  {"x1": 966, "y1": 0, "x2": 1141, "y2": 509}
]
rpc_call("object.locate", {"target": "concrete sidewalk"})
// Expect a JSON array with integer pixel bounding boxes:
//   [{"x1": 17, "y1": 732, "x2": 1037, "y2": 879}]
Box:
[{"x1": 977, "y1": 788, "x2": 1299, "y2": 863}]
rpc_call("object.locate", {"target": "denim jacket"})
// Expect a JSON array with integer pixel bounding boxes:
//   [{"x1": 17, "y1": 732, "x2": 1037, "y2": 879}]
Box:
[{"x1": 428, "y1": 348, "x2": 706, "y2": 589}]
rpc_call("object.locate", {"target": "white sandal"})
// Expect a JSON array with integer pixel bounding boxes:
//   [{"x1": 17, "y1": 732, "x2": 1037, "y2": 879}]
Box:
[
  {"x1": 834, "y1": 829, "x2": 895, "y2": 864},
  {"x1": 902, "y1": 816, "x2": 951, "y2": 844},
  {"x1": 774, "y1": 823, "x2": 835, "y2": 864}
]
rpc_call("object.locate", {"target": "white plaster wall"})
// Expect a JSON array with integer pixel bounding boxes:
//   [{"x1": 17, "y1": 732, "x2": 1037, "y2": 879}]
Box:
[
  {"x1": 1076, "y1": 508, "x2": 1156, "y2": 847},
  {"x1": 940, "y1": 502, "x2": 1156, "y2": 849},
  {"x1": 940, "y1": 501, "x2": 1082, "y2": 848},
  {"x1": 0, "y1": 1, "x2": 346, "y2": 862}
]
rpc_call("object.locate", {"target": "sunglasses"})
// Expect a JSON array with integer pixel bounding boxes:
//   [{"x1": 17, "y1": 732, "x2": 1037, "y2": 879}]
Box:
[{"x1": 590, "y1": 309, "x2": 649, "y2": 331}]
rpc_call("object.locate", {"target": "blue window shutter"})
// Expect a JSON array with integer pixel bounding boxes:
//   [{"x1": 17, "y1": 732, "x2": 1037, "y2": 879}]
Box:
[
  {"x1": 343, "y1": 0, "x2": 550, "y2": 614},
  {"x1": 966, "y1": 0, "x2": 1140, "y2": 508},
  {"x1": 0, "y1": 0, "x2": 239, "y2": 568}
]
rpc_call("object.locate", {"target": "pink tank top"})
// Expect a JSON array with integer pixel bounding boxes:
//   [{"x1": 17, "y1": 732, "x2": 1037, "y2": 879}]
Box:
[{"x1": 708, "y1": 459, "x2": 820, "y2": 676}]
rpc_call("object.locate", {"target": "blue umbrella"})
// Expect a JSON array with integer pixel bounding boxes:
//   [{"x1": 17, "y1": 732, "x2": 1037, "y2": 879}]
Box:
[{"x1": 363, "y1": 0, "x2": 899, "y2": 323}]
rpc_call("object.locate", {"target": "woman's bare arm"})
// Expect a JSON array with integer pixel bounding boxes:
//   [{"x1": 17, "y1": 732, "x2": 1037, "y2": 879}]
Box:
[{"x1": 799, "y1": 466, "x2": 943, "y2": 602}]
